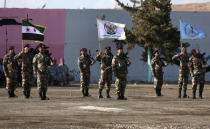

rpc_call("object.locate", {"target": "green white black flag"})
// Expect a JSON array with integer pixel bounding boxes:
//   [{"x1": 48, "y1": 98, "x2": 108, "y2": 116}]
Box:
[{"x1": 22, "y1": 20, "x2": 46, "y2": 42}]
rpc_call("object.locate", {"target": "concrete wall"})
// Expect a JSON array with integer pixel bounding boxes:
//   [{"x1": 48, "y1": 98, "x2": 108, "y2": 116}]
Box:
[
  {"x1": 64, "y1": 10, "x2": 210, "y2": 83},
  {"x1": 1, "y1": 8, "x2": 210, "y2": 83}
]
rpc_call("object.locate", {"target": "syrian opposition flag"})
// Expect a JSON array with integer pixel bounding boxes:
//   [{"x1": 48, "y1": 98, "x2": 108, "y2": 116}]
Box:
[
  {"x1": 97, "y1": 19, "x2": 126, "y2": 40},
  {"x1": 22, "y1": 20, "x2": 46, "y2": 42}
]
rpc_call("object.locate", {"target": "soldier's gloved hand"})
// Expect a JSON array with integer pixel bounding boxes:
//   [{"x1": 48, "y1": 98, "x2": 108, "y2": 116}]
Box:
[
  {"x1": 191, "y1": 73, "x2": 194, "y2": 77},
  {"x1": 80, "y1": 72, "x2": 84, "y2": 77},
  {"x1": 34, "y1": 72, "x2": 37, "y2": 76}
]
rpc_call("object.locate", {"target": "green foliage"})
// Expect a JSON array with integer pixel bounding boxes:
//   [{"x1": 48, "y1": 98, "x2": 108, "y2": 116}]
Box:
[{"x1": 115, "y1": 0, "x2": 180, "y2": 62}]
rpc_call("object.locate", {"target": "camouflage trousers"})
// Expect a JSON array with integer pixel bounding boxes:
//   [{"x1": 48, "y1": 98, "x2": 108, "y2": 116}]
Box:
[
  {"x1": 178, "y1": 71, "x2": 189, "y2": 89},
  {"x1": 80, "y1": 73, "x2": 90, "y2": 89},
  {"x1": 6, "y1": 76, "x2": 17, "y2": 91},
  {"x1": 22, "y1": 72, "x2": 33, "y2": 92},
  {"x1": 99, "y1": 70, "x2": 112, "y2": 91},
  {"x1": 115, "y1": 76, "x2": 126, "y2": 95},
  {"x1": 192, "y1": 73, "x2": 205, "y2": 93},
  {"x1": 154, "y1": 74, "x2": 163, "y2": 89},
  {"x1": 37, "y1": 72, "x2": 49, "y2": 91}
]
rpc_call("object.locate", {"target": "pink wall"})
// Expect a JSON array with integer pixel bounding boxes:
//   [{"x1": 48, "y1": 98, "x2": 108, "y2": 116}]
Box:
[{"x1": 0, "y1": 8, "x2": 66, "y2": 61}]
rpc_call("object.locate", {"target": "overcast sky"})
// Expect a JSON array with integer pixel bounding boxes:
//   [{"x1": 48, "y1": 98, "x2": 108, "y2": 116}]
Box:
[{"x1": 1, "y1": 0, "x2": 210, "y2": 9}]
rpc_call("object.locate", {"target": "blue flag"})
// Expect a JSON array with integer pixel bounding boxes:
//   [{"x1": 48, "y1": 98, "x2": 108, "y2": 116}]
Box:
[{"x1": 180, "y1": 20, "x2": 205, "y2": 40}]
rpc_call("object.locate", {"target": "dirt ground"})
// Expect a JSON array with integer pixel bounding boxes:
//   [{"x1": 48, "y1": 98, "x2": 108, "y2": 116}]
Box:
[{"x1": 0, "y1": 84, "x2": 210, "y2": 129}]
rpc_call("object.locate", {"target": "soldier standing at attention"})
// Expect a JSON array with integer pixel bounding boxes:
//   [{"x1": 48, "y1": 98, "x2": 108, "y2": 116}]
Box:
[
  {"x1": 14, "y1": 44, "x2": 34, "y2": 98},
  {"x1": 112, "y1": 45, "x2": 131, "y2": 100},
  {"x1": 172, "y1": 43, "x2": 189, "y2": 98},
  {"x1": 189, "y1": 49, "x2": 206, "y2": 99},
  {"x1": 3, "y1": 46, "x2": 18, "y2": 98},
  {"x1": 95, "y1": 46, "x2": 113, "y2": 99},
  {"x1": 151, "y1": 50, "x2": 168, "y2": 97},
  {"x1": 78, "y1": 48, "x2": 95, "y2": 97},
  {"x1": 33, "y1": 44, "x2": 51, "y2": 100}
]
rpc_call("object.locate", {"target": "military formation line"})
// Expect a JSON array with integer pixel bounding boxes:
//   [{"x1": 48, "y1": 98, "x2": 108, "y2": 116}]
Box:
[{"x1": 1, "y1": 43, "x2": 206, "y2": 100}]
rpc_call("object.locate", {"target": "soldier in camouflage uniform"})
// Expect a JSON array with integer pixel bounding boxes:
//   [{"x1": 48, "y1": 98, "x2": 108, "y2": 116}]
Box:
[
  {"x1": 14, "y1": 44, "x2": 34, "y2": 98},
  {"x1": 112, "y1": 45, "x2": 131, "y2": 100},
  {"x1": 188, "y1": 49, "x2": 206, "y2": 99},
  {"x1": 33, "y1": 44, "x2": 51, "y2": 100},
  {"x1": 172, "y1": 44, "x2": 189, "y2": 98},
  {"x1": 3, "y1": 46, "x2": 18, "y2": 98},
  {"x1": 95, "y1": 46, "x2": 113, "y2": 99},
  {"x1": 151, "y1": 50, "x2": 168, "y2": 97},
  {"x1": 78, "y1": 48, "x2": 95, "y2": 97}
]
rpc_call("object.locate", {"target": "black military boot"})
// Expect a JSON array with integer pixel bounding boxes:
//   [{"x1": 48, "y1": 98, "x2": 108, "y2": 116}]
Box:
[
  {"x1": 98, "y1": 89, "x2": 103, "y2": 99},
  {"x1": 23, "y1": 90, "x2": 27, "y2": 98},
  {"x1": 159, "y1": 88, "x2": 163, "y2": 96},
  {"x1": 82, "y1": 88, "x2": 85, "y2": 97},
  {"x1": 106, "y1": 89, "x2": 111, "y2": 98},
  {"x1": 39, "y1": 89, "x2": 43, "y2": 100},
  {"x1": 11, "y1": 90, "x2": 18, "y2": 98},
  {"x1": 199, "y1": 84, "x2": 204, "y2": 99},
  {"x1": 117, "y1": 92, "x2": 121, "y2": 100},
  {"x1": 42, "y1": 88, "x2": 49, "y2": 100},
  {"x1": 8, "y1": 90, "x2": 12, "y2": 98},
  {"x1": 178, "y1": 88, "x2": 182, "y2": 98},
  {"x1": 85, "y1": 88, "x2": 90, "y2": 97},
  {"x1": 121, "y1": 88, "x2": 127, "y2": 100},
  {"x1": 192, "y1": 90, "x2": 196, "y2": 99},
  {"x1": 199, "y1": 90, "x2": 203, "y2": 99},
  {"x1": 154, "y1": 88, "x2": 159, "y2": 97},
  {"x1": 183, "y1": 87, "x2": 188, "y2": 98},
  {"x1": 26, "y1": 90, "x2": 30, "y2": 98}
]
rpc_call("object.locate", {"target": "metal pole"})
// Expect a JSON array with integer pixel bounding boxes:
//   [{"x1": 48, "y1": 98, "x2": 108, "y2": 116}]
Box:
[{"x1": 4, "y1": 0, "x2": 6, "y2": 8}]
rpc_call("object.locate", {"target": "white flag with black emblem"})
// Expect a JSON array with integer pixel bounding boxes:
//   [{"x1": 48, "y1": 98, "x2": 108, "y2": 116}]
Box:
[{"x1": 97, "y1": 19, "x2": 126, "y2": 40}]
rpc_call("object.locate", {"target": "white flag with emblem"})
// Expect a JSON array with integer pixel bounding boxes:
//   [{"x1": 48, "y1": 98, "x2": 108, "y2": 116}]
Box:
[{"x1": 97, "y1": 19, "x2": 126, "y2": 40}]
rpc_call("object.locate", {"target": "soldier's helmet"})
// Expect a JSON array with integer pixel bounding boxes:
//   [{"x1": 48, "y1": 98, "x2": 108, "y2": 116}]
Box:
[{"x1": 8, "y1": 46, "x2": 14, "y2": 50}]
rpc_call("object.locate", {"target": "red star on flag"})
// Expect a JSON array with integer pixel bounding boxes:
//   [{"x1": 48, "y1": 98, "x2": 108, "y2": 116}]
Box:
[
  {"x1": 33, "y1": 28, "x2": 36, "y2": 32},
  {"x1": 26, "y1": 28, "x2": 30, "y2": 32}
]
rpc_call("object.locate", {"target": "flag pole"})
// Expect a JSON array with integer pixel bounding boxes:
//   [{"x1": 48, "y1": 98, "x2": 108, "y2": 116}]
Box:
[
  {"x1": 22, "y1": 40, "x2": 24, "y2": 52},
  {"x1": 98, "y1": 38, "x2": 102, "y2": 52}
]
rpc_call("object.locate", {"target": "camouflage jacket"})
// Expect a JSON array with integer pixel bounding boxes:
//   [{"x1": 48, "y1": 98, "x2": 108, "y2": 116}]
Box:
[
  {"x1": 33, "y1": 52, "x2": 51, "y2": 74},
  {"x1": 3, "y1": 53, "x2": 18, "y2": 77},
  {"x1": 14, "y1": 52, "x2": 34, "y2": 73},
  {"x1": 151, "y1": 57, "x2": 167, "y2": 76},
  {"x1": 189, "y1": 55, "x2": 206, "y2": 76},
  {"x1": 95, "y1": 53, "x2": 113, "y2": 73},
  {"x1": 172, "y1": 52, "x2": 189, "y2": 72},
  {"x1": 78, "y1": 55, "x2": 95, "y2": 74},
  {"x1": 112, "y1": 53, "x2": 130, "y2": 77}
]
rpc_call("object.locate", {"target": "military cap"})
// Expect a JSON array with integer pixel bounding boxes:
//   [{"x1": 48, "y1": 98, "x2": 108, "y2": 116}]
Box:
[
  {"x1": 80, "y1": 48, "x2": 87, "y2": 52},
  {"x1": 24, "y1": 44, "x2": 30, "y2": 48},
  {"x1": 116, "y1": 45, "x2": 123, "y2": 50},
  {"x1": 190, "y1": 49, "x2": 196, "y2": 55},
  {"x1": 105, "y1": 46, "x2": 111, "y2": 50},
  {"x1": 8, "y1": 46, "x2": 14, "y2": 50}
]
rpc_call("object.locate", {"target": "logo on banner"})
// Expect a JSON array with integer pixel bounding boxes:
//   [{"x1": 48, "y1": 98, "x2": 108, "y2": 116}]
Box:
[
  {"x1": 104, "y1": 22, "x2": 117, "y2": 35},
  {"x1": 184, "y1": 24, "x2": 199, "y2": 37}
]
